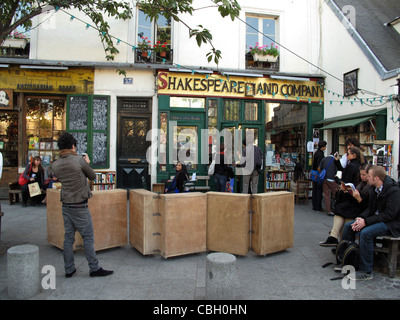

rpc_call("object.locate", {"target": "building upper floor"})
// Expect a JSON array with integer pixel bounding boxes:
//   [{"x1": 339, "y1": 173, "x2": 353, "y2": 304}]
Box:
[{"x1": 1, "y1": 0, "x2": 323, "y2": 76}]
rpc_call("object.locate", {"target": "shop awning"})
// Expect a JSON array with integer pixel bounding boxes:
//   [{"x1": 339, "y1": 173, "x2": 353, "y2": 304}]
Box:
[
  {"x1": 315, "y1": 107, "x2": 387, "y2": 130},
  {"x1": 319, "y1": 116, "x2": 373, "y2": 130}
]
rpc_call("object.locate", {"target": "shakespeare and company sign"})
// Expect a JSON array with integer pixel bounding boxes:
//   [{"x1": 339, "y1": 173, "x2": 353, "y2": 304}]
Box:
[{"x1": 158, "y1": 72, "x2": 324, "y2": 102}]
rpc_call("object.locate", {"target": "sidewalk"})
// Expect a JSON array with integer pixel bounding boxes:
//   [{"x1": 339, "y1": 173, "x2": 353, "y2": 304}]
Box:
[{"x1": 0, "y1": 198, "x2": 400, "y2": 300}]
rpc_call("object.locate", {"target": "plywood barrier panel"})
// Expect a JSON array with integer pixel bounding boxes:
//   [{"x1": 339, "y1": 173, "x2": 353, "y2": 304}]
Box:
[
  {"x1": 206, "y1": 192, "x2": 250, "y2": 256},
  {"x1": 47, "y1": 189, "x2": 82, "y2": 250},
  {"x1": 159, "y1": 193, "x2": 207, "y2": 258},
  {"x1": 89, "y1": 189, "x2": 128, "y2": 251},
  {"x1": 251, "y1": 191, "x2": 294, "y2": 255},
  {"x1": 129, "y1": 189, "x2": 161, "y2": 255},
  {"x1": 47, "y1": 189, "x2": 127, "y2": 251}
]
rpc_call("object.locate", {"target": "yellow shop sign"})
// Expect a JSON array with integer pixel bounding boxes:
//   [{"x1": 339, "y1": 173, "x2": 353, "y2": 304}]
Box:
[{"x1": 158, "y1": 72, "x2": 324, "y2": 102}]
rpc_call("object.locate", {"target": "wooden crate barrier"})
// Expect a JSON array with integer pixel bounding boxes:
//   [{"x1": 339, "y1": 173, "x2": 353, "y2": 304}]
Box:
[
  {"x1": 159, "y1": 193, "x2": 207, "y2": 258},
  {"x1": 129, "y1": 189, "x2": 160, "y2": 255},
  {"x1": 251, "y1": 191, "x2": 294, "y2": 255},
  {"x1": 130, "y1": 190, "x2": 207, "y2": 258},
  {"x1": 206, "y1": 192, "x2": 250, "y2": 256},
  {"x1": 47, "y1": 188, "x2": 128, "y2": 251}
]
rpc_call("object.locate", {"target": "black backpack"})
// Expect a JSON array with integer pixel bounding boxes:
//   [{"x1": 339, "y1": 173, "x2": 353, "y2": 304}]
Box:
[{"x1": 335, "y1": 240, "x2": 360, "y2": 270}]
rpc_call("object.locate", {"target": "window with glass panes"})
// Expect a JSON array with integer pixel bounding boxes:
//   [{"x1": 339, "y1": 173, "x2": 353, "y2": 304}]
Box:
[
  {"x1": 137, "y1": 9, "x2": 171, "y2": 51},
  {"x1": 246, "y1": 15, "x2": 277, "y2": 51},
  {"x1": 26, "y1": 97, "x2": 66, "y2": 165}
]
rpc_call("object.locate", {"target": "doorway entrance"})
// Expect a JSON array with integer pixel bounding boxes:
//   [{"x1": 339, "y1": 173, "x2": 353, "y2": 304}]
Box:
[{"x1": 117, "y1": 98, "x2": 151, "y2": 190}]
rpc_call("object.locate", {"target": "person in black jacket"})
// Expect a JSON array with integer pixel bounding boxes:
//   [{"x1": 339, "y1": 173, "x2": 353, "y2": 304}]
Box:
[
  {"x1": 165, "y1": 161, "x2": 189, "y2": 193},
  {"x1": 319, "y1": 163, "x2": 371, "y2": 247},
  {"x1": 342, "y1": 165, "x2": 400, "y2": 281},
  {"x1": 213, "y1": 143, "x2": 228, "y2": 192},
  {"x1": 312, "y1": 141, "x2": 326, "y2": 211}
]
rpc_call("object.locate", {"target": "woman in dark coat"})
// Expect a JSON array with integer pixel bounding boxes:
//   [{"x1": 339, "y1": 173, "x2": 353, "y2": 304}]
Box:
[
  {"x1": 21, "y1": 156, "x2": 45, "y2": 207},
  {"x1": 319, "y1": 148, "x2": 366, "y2": 247},
  {"x1": 165, "y1": 161, "x2": 189, "y2": 193}
]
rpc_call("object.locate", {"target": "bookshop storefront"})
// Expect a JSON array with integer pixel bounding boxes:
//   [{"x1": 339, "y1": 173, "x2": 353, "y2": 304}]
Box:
[
  {"x1": 0, "y1": 65, "x2": 94, "y2": 198},
  {"x1": 156, "y1": 70, "x2": 324, "y2": 192}
]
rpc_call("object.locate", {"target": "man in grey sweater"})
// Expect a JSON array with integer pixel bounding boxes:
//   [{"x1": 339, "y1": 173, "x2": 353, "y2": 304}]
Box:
[{"x1": 52, "y1": 132, "x2": 113, "y2": 278}]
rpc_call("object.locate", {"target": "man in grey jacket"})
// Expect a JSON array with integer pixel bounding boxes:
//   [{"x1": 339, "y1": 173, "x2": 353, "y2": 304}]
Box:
[{"x1": 52, "y1": 132, "x2": 113, "y2": 278}]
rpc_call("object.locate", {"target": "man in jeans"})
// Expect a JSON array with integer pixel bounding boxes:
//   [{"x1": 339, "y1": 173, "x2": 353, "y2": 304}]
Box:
[
  {"x1": 341, "y1": 166, "x2": 400, "y2": 280},
  {"x1": 52, "y1": 132, "x2": 113, "y2": 278},
  {"x1": 318, "y1": 152, "x2": 338, "y2": 216}
]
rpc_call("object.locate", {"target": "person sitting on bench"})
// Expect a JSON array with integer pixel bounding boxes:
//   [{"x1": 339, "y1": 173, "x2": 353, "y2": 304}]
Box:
[{"x1": 341, "y1": 165, "x2": 400, "y2": 281}]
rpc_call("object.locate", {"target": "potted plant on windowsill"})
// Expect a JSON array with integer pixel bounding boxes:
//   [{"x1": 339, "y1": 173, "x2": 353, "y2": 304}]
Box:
[
  {"x1": 153, "y1": 41, "x2": 170, "y2": 57},
  {"x1": 1, "y1": 31, "x2": 28, "y2": 49},
  {"x1": 249, "y1": 43, "x2": 279, "y2": 62},
  {"x1": 138, "y1": 36, "x2": 151, "y2": 57}
]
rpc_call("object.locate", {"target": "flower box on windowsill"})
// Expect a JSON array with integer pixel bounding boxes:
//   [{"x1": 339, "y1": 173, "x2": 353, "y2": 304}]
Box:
[
  {"x1": 253, "y1": 53, "x2": 278, "y2": 62},
  {"x1": 1, "y1": 38, "x2": 28, "y2": 49}
]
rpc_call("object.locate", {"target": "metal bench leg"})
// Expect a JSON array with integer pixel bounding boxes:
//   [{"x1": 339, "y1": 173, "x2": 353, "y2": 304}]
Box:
[{"x1": 388, "y1": 240, "x2": 398, "y2": 278}]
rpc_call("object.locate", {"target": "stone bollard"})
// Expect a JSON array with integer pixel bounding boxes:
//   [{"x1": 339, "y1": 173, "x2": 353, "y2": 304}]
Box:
[
  {"x1": 205, "y1": 252, "x2": 239, "y2": 300},
  {"x1": 7, "y1": 244, "x2": 40, "y2": 300}
]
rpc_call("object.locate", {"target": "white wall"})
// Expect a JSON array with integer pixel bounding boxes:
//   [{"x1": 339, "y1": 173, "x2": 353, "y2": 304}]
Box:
[{"x1": 319, "y1": 0, "x2": 399, "y2": 178}]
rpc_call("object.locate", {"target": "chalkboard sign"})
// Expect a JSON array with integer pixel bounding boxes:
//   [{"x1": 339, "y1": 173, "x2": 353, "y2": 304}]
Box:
[
  {"x1": 71, "y1": 132, "x2": 88, "y2": 156},
  {"x1": 92, "y1": 132, "x2": 107, "y2": 167},
  {"x1": 68, "y1": 96, "x2": 88, "y2": 130},
  {"x1": 93, "y1": 97, "x2": 108, "y2": 131}
]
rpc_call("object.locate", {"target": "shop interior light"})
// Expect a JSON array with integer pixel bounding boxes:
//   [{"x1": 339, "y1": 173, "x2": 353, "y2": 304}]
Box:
[
  {"x1": 20, "y1": 65, "x2": 68, "y2": 70},
  {"x1": 270, "y1": 75, "x2": 310, "y2": 81},
  {"x1": 0, "y1": 64, "x2": 9, "y2": 68}
]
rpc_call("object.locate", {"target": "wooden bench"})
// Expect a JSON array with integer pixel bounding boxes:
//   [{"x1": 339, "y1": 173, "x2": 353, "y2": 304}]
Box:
[
  {"x1": 9, "y1": 181, "x2": 22, "y2": 205},
  {"x1": 186, "y1": 175, "x2": 210, "y2": 192},
  {"x1": 374, "y1": 235, "x2": 400, "y2": 278}
]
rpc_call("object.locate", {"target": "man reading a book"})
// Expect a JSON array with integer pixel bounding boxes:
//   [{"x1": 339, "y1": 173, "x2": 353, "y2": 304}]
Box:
[{"x1": 341, "y1": 166, "x2": 400, "y2": 281}]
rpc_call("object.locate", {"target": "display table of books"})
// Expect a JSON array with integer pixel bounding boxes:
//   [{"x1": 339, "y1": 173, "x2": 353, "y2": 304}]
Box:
[
  {"x1": 130, "y1": 190, "x2": 207, "y2": 258},
  {"x1": 46, "y1": 188, "x2": 127, "y2": 251},
  {"x1": 251, "y1": 191, "x2": 294, "y2": 255}
]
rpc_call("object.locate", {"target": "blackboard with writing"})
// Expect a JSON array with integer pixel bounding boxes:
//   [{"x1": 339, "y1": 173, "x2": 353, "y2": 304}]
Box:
[
  {"x1": 68, "y1": 96, "x2": 88, "y2": 130},
  {"x1": 92, "y1": 132, "x2": 107, "y2": 167},
  {"x1": 71, "y1": 132, "x2": 88, "y2": 156},
  {"x1": 92, "y1": 97, "x2": 108, "y2": 131}
]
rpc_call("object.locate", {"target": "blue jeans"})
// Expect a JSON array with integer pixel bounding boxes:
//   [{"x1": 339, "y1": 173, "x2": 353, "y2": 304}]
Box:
[
  {"x1": 214, "y1": 173, "x2": 227, "y2": 192},
  {"x1": 342, "y1": 220, "x2": 390, "y2": 272},
  {"x1": 62, "y1": 207, "x2": 100, "y2": 273}
]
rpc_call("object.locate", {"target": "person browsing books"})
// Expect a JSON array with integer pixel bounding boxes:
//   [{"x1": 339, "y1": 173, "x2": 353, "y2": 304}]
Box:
[{"x1": 318, "y1": 152, "x2": 338, "y2": 216}]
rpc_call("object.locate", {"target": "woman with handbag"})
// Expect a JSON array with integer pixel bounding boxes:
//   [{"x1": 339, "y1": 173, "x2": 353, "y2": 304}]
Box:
[{"x1": 21, "y1": 156, "x2": 45, "y2": 207}]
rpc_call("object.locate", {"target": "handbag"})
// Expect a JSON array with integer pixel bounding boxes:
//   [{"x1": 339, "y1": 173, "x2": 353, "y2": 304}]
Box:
[
  {"x1": 309, "y1": 170, "x2": 320, "y2": 182},
  {"x1": 18, "y1": 164, "x2": 32, "y2": 186},
  {"x1": 28, "y1": 182, "x2": 41, "y2": 197},
  {"x1": 208, "y1": 160, "x2": 215, "y2": 175}
]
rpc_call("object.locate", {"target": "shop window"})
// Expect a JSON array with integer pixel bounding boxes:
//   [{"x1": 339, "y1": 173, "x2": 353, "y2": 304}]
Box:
[
  {"x1": 223, "y1": 100, "x2": 240, "y2": 121},
  {"x1": 26, "y1": 97, "x2": 66, "y2": 165},
  {"x1": 170, "y1": 97, "x2": 205, "y2": 108},
  {"x1": 172, "y1": 125, "x2": 198, "y2": 170},
  {"x1": 244, "y1": 101, "x2": 258, "y2": 121},
  {"x1": 207, "y1": 99, "x2": 218, "y2": 129},
  {"x1": 159, "y1": 112, "x2": 168, "y2": 171},
  {"x1": 136, "y1": 8, "x2": 173, "y2": 64},
  {"x1": 0, "y1": 112, "x2": 18, "y2": 167}
]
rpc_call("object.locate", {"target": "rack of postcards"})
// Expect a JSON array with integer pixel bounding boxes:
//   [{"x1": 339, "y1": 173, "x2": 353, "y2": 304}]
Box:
[
  {"x1": 372, "y1": 140, "x2": 393, "y2": 176},
  {"x1": 90, "y1": 171, "x2": 116, "y2": 191}
]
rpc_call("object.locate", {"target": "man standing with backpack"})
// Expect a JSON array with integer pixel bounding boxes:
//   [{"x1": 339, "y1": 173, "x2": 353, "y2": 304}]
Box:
[
  {"x1": 237, "y1": 138, "x2": 263, "y2": 194},
  {"x1": 312, "y1": 141, "x2": 326, "y2": 211},
  {"x1": 341, "y1": 166, "x2": 400, "y2": 281},
  {"x1": 318, "y1": 152, "x2": 338, "y2": 216}
]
